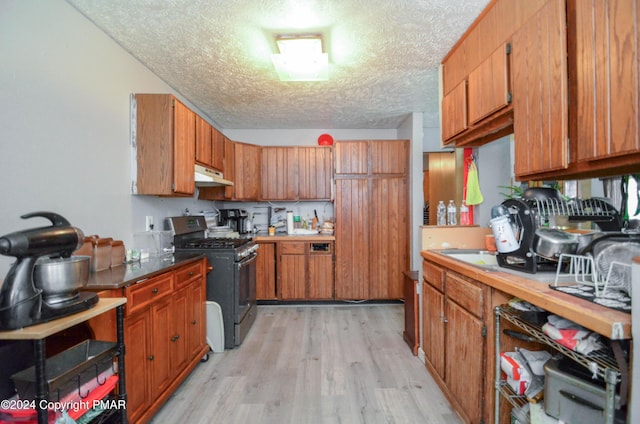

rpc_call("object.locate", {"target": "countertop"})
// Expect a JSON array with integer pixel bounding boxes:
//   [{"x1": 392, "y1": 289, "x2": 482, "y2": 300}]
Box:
[
  {"x1": 84, "y1": 253, "x2": 205, "y2": 290},
  {"x1": 254, "y1": 233, "x2": 335, "y2": 242},
  {"x1": 421, "y1": 250, "x2": 632, "y2": 340}
]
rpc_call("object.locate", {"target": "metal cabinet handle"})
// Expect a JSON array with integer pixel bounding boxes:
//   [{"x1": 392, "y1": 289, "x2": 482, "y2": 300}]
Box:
[
  {"x1": 151, "y1": 288, "x2": 159, "y2": 294},
  {"x1": 171, "y1": 334, "x2": 180, "y2": 342},
  {"x1": 191, "y1": 320, "x2": 197, "y2": 325},
  {"x1": 148, "y1": 355, "x2": 154, "y2": 361},
  {"x1": 189, "y1": 271, "x2": 194, "y2": 276}
]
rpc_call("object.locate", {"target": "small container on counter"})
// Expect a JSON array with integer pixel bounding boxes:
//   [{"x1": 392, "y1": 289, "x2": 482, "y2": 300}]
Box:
[
  {"x1": 91, "y1": 238, "x2": 112, "y2": 272},
  {"x1": 110, "y1": 240, "x2": 125, "y2": 267},
  {"x1": 72, "y1": 237, "x2": 95, "y2": 270},
  {"x1": 268, "y1": 226, "x2": 276, "y2": 236}
]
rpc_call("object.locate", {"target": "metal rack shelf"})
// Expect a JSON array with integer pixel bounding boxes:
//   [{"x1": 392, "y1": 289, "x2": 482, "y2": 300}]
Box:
[{"x1": 494, "y1": 305, "x2": 625, "y2": 424}]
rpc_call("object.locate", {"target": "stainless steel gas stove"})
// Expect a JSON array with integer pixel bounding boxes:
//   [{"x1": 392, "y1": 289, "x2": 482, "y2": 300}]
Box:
[{"x1": 168, "y1": 216, "x2": 258, "y2": 349}]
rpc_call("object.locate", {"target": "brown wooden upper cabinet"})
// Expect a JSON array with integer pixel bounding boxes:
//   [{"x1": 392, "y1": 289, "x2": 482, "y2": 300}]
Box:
[
  {"x1": 467, "y1": 44, "x2": 510, "y2": 125},
  {"x1": 230, "y1": 141, "x2": 261, "y2": 200},
  {"x1": 441, "y1": 81, "x2": 468, "y2": 141},
  {"x1": 334, "y1": 140, "x2": 369, "y2": 175},
  {"x1": 572, "y1": 0, "x2": 640, "y2": 165},
  {"x1": 261, "y1": 147, "x2": 297, "y2": 200},
  {"x1": 440, "y1": 0, "x2": 548, "y2": 147},
  {"x1": 512, "y1": 0, "x2": 568, "y2": 178},
  {"x1": 335, "y1": 140, "x2": 408, "y2": 176},
  {"x1": 195, "y1": 115, "x2": 212, "y2": 169},
  {"x1": 133, "y1": 94, "x2": 195, "y2": 196},
  {"x1": 195, "y1": 116, "x2": 225, "y2": 173},
  {"x1": 298, "y1": 147, "x2": 333, "y2": 200},
  {"x1": 260, "y1": 146, "x2": 333, "y2": 201}
]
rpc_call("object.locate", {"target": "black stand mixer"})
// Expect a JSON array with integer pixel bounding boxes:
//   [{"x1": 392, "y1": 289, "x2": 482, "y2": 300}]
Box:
[{"x1": 0, "y1": 212, "x2": 98, "y2": 331}]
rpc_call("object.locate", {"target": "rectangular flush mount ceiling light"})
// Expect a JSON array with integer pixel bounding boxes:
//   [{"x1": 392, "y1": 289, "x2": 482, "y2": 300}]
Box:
[{"x1": 271, "y1": 35, "x2": 328, "y2": 81}]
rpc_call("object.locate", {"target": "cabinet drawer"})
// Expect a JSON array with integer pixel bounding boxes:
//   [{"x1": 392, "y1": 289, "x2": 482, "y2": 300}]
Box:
[
  {"x1": 280, "y1": 242, "x2": 305, "y2": 255},
  {"x1": 175, "y1": 261, "x2": 202, "y2": 289},
  {"x1": 446, "y1": 272, "x2": 484, "y2": 319},
  {"x1": 423, "y1": 261, "x2": 445, "y2": 291},
  {"x1": 125, "y1": 273, "x2": 173, "y2": 316}
]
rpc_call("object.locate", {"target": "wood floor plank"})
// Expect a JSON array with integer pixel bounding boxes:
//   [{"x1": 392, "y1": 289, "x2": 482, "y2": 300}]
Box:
[{"x1": 151, "y1": 304, "x2": 462, "y2": 424}]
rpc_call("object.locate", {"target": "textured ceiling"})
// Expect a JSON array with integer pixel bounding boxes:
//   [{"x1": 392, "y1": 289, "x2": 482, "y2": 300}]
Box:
[{"x1": 66, "y1": 0, "x2": 489, "y2": 129}]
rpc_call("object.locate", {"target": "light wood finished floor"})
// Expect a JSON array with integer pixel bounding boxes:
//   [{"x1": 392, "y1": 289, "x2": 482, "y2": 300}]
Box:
[{"x1": 151, "y1": 304, "x2": 462, "y2": 424}]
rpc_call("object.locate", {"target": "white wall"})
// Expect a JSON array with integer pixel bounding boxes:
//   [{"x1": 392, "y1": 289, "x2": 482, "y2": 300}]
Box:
[
  {"x1": 0, "y1": 0, "x2": 215, "y2": 277},
  {"x1": 398, "y1": 113, "x2": 424, "y2": 272},
  {"x1": 474, "y1": 135, "x2": 513, "y2": 225}
]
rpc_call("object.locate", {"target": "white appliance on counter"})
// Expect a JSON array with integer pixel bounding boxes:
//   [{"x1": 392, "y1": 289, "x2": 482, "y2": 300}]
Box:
[{"x1": 631, "y1": 257, "x2": 640, "y2": 423}]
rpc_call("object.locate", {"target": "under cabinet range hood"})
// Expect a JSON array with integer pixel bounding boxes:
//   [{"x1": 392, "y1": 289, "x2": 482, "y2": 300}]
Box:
[{"x1": 195, "y1": 164, "x2": 234, "y2": 187}]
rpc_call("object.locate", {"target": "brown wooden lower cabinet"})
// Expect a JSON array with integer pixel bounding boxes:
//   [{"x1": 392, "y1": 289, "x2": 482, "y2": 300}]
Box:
[
  {"x1": 278, "y1": 241, "x2": 334, "y2": 300},
  {"x1": 256, "y1": 242, "x2": 277, "y2": 300},
  {"x1": 422, "y1": 259, "x2": 489, "y2": 424},
  {"x1": 89, "y1": 259, "x2": 208, "y2": 423}
]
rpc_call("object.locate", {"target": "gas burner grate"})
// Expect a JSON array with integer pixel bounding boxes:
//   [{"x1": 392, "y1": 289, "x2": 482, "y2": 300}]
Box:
[{"x1": 184, "y1": 238, "x2": 250, "y2": 249}]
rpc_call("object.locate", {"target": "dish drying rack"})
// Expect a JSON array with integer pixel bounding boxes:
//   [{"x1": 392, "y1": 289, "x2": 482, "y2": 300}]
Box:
[
  {"x1": 553, "y1": 253, "x2": 632, "y2": 297},
  {"x1": 527, "y1": 197, "x2": 622, "y2": 231}
]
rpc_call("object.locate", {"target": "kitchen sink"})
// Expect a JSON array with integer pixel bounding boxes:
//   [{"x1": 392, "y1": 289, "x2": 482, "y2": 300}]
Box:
[
  {"x1": 439, "y1": 249, "x2": 558, "y2": 283},
  {"x1": 439, "y1": 249, "x2": 498, "y2": 267}
]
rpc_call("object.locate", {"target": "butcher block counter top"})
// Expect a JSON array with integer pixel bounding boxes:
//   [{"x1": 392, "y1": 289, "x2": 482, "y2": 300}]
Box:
[{"x1": 421, "y1": 250, "x2": 632, "y2": 340}]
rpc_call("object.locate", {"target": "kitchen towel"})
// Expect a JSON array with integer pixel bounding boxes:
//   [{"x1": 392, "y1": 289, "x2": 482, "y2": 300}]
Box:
[{"x1": 466, "y1": 160, "x2": 484, "y2": 205}]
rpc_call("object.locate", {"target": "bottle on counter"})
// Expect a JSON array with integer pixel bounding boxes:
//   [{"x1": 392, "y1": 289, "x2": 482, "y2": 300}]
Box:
[
  {"x1": 436, "y1": 200, "x2": 447, "y2": 226},
  {"x1": 459, "y1": 201, "x2": 470, "y2": 225},
  {"x1": 447, "y1": 200, "x2": 457, "y2": 226}
]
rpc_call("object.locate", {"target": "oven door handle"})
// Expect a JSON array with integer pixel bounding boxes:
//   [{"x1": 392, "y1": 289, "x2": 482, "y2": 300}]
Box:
[{"x1": 237, "y1": 252, "x2": 258, "y2": 269}]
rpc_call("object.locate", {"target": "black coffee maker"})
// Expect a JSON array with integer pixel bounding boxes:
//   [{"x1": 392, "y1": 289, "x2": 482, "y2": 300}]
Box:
[
  {"x1": 0, "y1": 212, "x2": 98, "y2": 330},
  {"x1": 218, "y1": 209, "x2": 249, "y2": 234}
]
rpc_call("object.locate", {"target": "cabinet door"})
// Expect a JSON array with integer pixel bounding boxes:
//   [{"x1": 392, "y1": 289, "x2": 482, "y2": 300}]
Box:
[
  {"x1": 370, "y1": 140, "x2": 408, "y2": 175},
  {"x1": 223, "y1": 138, "x2": 235, "y2": 199},
  {"x1": 467, "y1": 44, "x2": 510, "y2": 124},
  {"x1": 195, "y1": 115, "x2": 212, "y2": 167},
  {"x1": 308, "y1": 253, "x2": 334, "y2": 299},
  {"x1": 124, "y1": 310, "x2": 152, "y2": 423},
  {"x1": 335, "y1": 178, "x2": 370, "y2": 299},
  {"x1": 422, "y1": 283, "x2": 445, "y2": 379},
  {"x1": 334, "y1": 141, "x2": 368, "y2": 175},
  {"x1": 445, "y1": 299, "x2": 485, "y2": 424},
  {"x1": 298, "y1": 147, "x2": 333, "y2": 200},
  {"x1": 211, "y1": 127, "x2": 225, "y2": 172},
  {"x1": 574, "y1": 0, "x2": 640, "y2": 162},
  {"x1": 441, "y1": 80, "x2": 468, "y2": 142},
  {"x1": 150, "y1": 297, "x2": 173, "y2": 396},
  {"x1": 172, "y1": 98, "x2": 196, "y2": 195},
  {"x1": 512, "y1": 0, "x2": 568, "y2": 177},
  {"x1": 233, "y1": 142, "x2": 261, "y2": 200},
  {"x1": 369, "y1": 177, "x2": 408, "y2": 299},
  {"x1": 279, "y1": 252, "x2": 306, "y2": 300},
  {"x1": 256, "y1": 242, "x2": 277, "y2": 300},
  {"x1": 261, "y1": 147, "x2": 297, "y2": 200},
  {"x1": 135, "y1": 94, "x2": 187, "y2": 196},
  {"x1": 187, "y1": 279, "x2": 206, "y2": 358},
  {"x1": 171, "y1": 287, "x2": 190, "y2": 372}
]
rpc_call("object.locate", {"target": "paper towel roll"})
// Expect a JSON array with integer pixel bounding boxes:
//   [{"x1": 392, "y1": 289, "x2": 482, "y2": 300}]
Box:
[{"x1": 286, "y1": 211, "x2": 294, "y2": 235}]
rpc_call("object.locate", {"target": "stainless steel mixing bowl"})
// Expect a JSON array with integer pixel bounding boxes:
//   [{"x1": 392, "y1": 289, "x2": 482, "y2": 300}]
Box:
[{"x1": 34, "y1": 256, "x2": 90, "y2": 304}]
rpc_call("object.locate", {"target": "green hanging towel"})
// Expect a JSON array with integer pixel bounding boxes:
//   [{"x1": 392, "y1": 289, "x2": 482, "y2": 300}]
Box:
[{"x1": 466, "y1": 161, "x2": 484, "y2": 205}]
